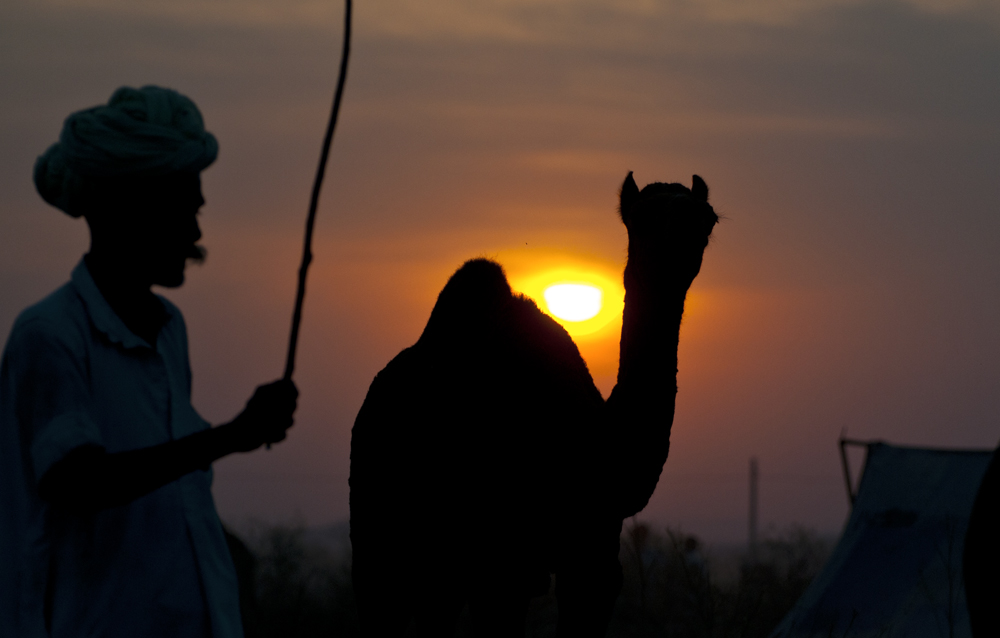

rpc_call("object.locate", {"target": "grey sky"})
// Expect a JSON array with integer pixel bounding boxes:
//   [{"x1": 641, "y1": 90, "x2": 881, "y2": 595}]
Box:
[{"x1": 2, "y1": 0, "x2": 999, "y2": 542}]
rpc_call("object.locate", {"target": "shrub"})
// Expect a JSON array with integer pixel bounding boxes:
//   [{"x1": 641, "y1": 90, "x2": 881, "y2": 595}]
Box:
[{"x1": 224, "y1": 522, "x2": 831, "y2": 638}]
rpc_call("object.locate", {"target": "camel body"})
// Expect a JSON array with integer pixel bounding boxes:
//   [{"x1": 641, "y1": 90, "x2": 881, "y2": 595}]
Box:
[{"x1": 350, "y1": 173, "x2": 718, "y2": 636}]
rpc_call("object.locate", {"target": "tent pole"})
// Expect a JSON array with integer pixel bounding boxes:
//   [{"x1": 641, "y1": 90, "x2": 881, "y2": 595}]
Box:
[
  {"x1": 839, "y1": 436, "x2": 871, "y2": 505},
  {"x1": 839, "y1": 436, "x2": 855, "y2": 506},
  {"x1": 748, "y1": 456, "x2": 759, "y2": 559}
]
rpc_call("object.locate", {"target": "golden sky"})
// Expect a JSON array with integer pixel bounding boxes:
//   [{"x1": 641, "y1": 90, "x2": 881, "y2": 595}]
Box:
[{"x1": 2, "y1": 0, "x2": 1000, "y2": 542}]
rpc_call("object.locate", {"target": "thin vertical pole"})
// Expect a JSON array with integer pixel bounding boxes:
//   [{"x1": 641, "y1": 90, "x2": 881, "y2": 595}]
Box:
[
  {"x1": 749, "y1": 456, "x2": 759, "y2": 559},
  {"x1": 283, "y1": 0, "x2": 352, "y2": 381},
  {"x1": 839, "y1": 437, "x2": 856, "y2": 506}
]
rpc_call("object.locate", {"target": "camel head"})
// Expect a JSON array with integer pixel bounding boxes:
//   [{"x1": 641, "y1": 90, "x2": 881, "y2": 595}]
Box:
[{"x1": 618, "y1": 172, "x2": 718, "y2": 294}]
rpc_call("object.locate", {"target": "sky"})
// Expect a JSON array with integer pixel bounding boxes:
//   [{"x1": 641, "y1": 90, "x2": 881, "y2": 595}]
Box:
[{"x1": 2, "y1": 0, "x2": 999, "y2": 544}]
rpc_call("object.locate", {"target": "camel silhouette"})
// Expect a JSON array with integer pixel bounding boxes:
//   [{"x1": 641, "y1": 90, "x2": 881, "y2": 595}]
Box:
[{"x1": 350, "y1": 172, "x2": 719, "y2": 637}]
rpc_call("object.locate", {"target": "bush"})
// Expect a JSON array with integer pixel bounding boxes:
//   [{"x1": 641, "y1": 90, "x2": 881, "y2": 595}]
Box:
[
  {"x1": 227, "y1": 523, "x2": 358, "y2": 638},
  {"x1": 612, "y1": 523, "x2": 833, "y2": 638},
  {"x1": 224, "y1": 522, "x2": 831, "y2": 638}
]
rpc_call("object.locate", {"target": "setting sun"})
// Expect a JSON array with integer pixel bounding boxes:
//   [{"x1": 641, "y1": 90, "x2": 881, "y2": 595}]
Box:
[
  {"x1": 498, "y1": 251, "x2": 625, "y2": 339},
  {"x1": 543, "y1": 283, "x2": 602, "y2": 321}
]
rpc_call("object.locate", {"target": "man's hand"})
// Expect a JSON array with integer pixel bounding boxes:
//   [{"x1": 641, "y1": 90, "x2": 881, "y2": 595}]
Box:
[{"x1": 225, "y1": 379, "x2": 299, "y2": 453}]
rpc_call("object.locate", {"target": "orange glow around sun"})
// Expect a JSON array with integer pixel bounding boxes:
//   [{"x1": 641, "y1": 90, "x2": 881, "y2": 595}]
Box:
[{"x1": 500, "y1": 252, "x2": 625, "y2": 338}]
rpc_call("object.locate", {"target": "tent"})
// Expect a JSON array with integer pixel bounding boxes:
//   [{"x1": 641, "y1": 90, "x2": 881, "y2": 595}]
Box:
[{"x1": 770, "y1": 441, "x2": 992, "y2": 638}]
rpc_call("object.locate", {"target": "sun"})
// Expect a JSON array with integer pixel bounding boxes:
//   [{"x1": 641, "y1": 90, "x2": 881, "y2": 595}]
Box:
[
  {"x1": 543, "y1": 283, "x2": 603, "y2": 321},
  {"x1": 505, "y1": 263, "x2": 624, "y2": 338}
]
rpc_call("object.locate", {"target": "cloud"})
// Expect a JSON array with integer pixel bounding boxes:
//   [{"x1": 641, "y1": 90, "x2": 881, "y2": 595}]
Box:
[
  {"x1": 520, "y1": 150, "x2": 634, "y2": 174},
  {"x1": 21, "y1": 0, "x2": 1000, "y2": 40},
  {"x1": 23, "y1": 0, "x2": 340, "y2": 30}
]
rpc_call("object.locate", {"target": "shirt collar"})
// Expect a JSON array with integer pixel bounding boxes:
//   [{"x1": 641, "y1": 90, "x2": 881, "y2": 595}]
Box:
[{"x1": 70, "y1": 258, "x2": 158, "y2": 350}]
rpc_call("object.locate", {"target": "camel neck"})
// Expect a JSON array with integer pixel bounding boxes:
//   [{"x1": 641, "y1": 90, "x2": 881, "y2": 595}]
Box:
[{"x1": 615, "y1": 276, "x2": 688, "y2": 389}]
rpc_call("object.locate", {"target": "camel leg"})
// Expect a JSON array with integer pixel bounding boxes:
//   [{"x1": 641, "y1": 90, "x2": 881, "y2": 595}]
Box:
[
  {"x1": 555, "y1": 517, "x2": 624, "y2": 637},
  {"x1": 353, "y1": 583, "x2": 410, "y2": 636},
  {"x1": 408, "y1": 548, "x2": 466, "y2": 637},
  {"x1": 467, "y1": 590, "x2": 531, "y2": 638},
  {"x1": 465, "y1": 562, "x2": 548, "y2": 638},
  {"x1": 353, "y1": 549, "x2": 412, "y2": 637},
  {"x1": 411, "y1": 594, "x2": 463, "y2": 638}
]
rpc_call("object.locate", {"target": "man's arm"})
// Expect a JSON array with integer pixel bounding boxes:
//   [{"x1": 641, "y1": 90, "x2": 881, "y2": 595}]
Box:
[{"x1": 38, "y1": 379, "x2": 297, "y2": 512}]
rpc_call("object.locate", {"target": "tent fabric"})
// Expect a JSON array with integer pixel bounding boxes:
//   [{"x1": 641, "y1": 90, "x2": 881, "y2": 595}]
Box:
[{"x1": 770, "y1": 442, "x2": 992, "y2": 638}]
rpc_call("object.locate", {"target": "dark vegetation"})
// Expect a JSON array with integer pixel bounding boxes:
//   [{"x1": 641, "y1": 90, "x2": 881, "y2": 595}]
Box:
[{"x1": 225, "y1": 522, "x2": 832, "y2": 638}]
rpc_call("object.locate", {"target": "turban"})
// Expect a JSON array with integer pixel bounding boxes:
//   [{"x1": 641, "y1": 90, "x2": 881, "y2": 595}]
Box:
[{"x1": 34, "y1": 85, "x2": 218, "y2": 217}]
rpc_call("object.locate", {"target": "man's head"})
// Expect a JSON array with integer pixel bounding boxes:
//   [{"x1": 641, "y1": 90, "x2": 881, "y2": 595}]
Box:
[{"x1": 34, "y1": 86, "x2": 217, "y2": 288}]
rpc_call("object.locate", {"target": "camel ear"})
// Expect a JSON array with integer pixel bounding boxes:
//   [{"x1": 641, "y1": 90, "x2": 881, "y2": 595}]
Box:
[
  {"x1": 692, "y1": 175, "x2": 709, "y2": 202},
  {"x1": 619, "y1": 171, "x2": 639, "y2": 226}
]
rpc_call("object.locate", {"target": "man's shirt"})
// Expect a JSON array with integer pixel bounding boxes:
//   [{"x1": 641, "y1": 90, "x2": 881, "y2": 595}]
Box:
[{"x1": 0, "y1": 260, "x2": 242, "y2": 638}]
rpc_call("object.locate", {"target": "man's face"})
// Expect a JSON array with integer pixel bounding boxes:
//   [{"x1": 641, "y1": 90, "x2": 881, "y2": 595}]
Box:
[
  {"x1": 141, "y1": 172, "x2": 205, "y2": 288},
  {"x1": 97, "y1": 172, "x2": 206, "y2": 288}
]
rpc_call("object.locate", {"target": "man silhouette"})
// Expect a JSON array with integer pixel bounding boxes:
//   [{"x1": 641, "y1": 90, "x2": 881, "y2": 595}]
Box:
[{"x1": 0, "y1": 86, "x2": 297, "y2": 638}]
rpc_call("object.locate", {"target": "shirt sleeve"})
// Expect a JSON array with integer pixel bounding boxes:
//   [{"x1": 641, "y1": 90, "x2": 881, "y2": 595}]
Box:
[{"x1": 6, "y1": 317, "x2": 103, "y2": 483}]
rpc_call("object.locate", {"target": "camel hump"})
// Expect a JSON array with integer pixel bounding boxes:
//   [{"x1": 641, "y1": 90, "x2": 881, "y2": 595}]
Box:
[
  {"x1": 439, "y1": 258, "x2": 511, "y2": 302},
  {"x1": 419, "y1": 258, "x2": 513, "y2": 342}
]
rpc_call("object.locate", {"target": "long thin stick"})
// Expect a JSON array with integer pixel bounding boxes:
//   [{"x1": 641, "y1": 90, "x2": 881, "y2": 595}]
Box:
[{"x1": 284, "y1": 0, "x2": 352, "y2": 381}]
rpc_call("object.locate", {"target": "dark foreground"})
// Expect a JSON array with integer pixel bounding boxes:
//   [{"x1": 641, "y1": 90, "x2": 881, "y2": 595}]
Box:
[{"x1": 225, "y1": 522, "x2": 831, "y2": 638}]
